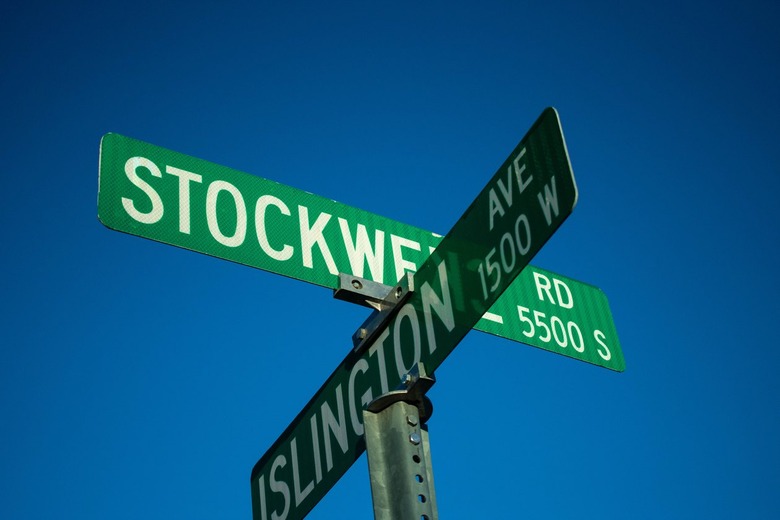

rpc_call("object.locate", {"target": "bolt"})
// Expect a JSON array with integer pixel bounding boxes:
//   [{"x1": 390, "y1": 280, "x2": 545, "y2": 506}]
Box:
[
  {"x1": 395, "y1": 286, "x2": 403, "y2": 299},
  {"x1": 357, "y1": 328, "x2": 367, "y2": 340},
  {"x1": 352, "y1": 279, "x2": 363, "y2": 290},
  {"x1": 407, "y1": 415, "x2": 418, "y2": 427},
  {"x1": 409, "y1": 432, "x2": 421, "y2": 445}
]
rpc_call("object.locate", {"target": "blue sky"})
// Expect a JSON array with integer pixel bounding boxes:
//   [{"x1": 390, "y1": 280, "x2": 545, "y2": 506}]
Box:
[{"x1": 3, "y1": 1, "x2": 779, "y2": 518}]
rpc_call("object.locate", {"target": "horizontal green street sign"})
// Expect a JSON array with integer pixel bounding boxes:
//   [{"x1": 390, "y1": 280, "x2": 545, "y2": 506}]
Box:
[
  {"x1": 248, "y1": 106, "x2": 578, "y2": 519},
  {"x1": 98, "y1": 127, "x2": 623, "y2": 372}
]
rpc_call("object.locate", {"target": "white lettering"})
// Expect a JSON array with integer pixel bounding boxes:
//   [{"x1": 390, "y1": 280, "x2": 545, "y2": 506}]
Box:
[
  {"x1": 299, "y1": 206, "x2": 338, "y2": 274},
  {"x1": 421, "y1": 260, "x2": 455, "y2": 355},
  {"x1": 390, "y1": 235, "x2": 421, "y2": 282},
  {"x1": 368, "y1": 328, "x2": 390, "y2": 395},
  {"x1": 320, "y1": 385, "x2": 348, "y2": 472},
  {"x1": 309, "y1": 415, "x2": 322, "y2": 484},
  {"x1": 165, "y1": 165, "x2": 202, "y2": 234},
  {"x1": 533, "y1": 272, "x2": 573, "y2": 308},
  {"x1": 489, "y1": 152, "x2": 531, "y2": 231},
  {"x1": 258, "y1": 475, "x2": 268, "y2": 520},
  {"x1": 514, "y1": 214, "x2": 531, "y2": 256},
  {"x1": 291, "y1": 438, "x2": 314, "y2": 507},
  {"x1": 122, "y1": 157, "x2": 164, "y2": 224},
  {"x1": 269, "y1": 455, "x2": 290, "y2": 520},
  {"x1": 513, "y1": 148, "x2": 532, "y2": 194},
  {"x1": 256, "y1": 195, "x2": 294, "y2": 261},
  {"x1": 206, "y1": 180, "x2": 247, "y2": 247},
  {"x1": 497, "y1": 165, "x2": 514, "y2": 208},
  {"x1": 533, "y1": 272, "x2": 554, "y2": 303},
  {"x1": 553, "y1": 278, "x2": 574, "y2": 309},
  {"x1": 482, "y1": 312, "x2": 504, "y2": 324},
  {"x1": 338, "y1": 218, "x2": 385, "y2": 283},
  {"x1": 594, "y1": 330, "x2": 612, "y2": 361},
  {"x1": 347, "y1": 358, "x2": 371, "y2": 436},
  {"x1": 537, "y1": 176, "x2": 560, "y2": 225},
  {"x1": 488, "y1": 188, "x2": 505, "y2": 231},
  {"x1": 569, "y1": 322, "x2": 584, "y2": 352}
]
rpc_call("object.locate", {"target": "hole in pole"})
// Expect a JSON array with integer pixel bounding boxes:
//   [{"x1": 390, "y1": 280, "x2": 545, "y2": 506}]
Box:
[
  {"x1": 417, "y1": 494, "x2": 427, "y2": 503},
  {"x1": 412, "y1": 454, "x2": 421, "y2": 463},
  {"x1": 415, "y1": 474, "x2": 424, "y2": 483}
]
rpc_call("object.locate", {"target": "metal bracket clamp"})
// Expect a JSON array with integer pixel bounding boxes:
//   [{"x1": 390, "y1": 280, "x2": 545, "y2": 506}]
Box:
[
  {"x1": 333, "y1": 272, "x2": 415, "y2": 358},
  {"x1": 367, "y1": 362, "x2": 435, "y2": 423},
  {"x1": 363, "y1": 363, "x2": 438, "y2": 520},
  {"x1": 333, "y1": 274, "x2": 397, "y2": 311}
]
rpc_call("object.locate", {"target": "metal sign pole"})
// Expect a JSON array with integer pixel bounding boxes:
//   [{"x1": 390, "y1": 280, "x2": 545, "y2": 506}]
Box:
[
  {"x1": 363, "y1": 364, "x2": 438, "y2": 520},
  {"x1": 338, "y1": 273, "x2": 440, "y2": 519}
]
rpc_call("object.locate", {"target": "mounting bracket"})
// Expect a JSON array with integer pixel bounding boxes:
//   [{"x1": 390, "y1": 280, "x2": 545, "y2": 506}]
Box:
[
  {"x1": 333, "y1": 272, "x2": 415, "y2": 357},
  {"x1": 363, "y1": 363, "x2": 438, "y2": 520}
]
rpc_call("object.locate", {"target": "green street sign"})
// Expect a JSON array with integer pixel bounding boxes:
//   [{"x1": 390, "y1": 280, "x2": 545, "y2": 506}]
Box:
[
  {"x1": 479, "y1": 266, "x2": 621, "y2": 369},
  {"x1": 98, "y1": 124, "x2": 623, "y2": 372},
  {"x1": 248, "y1": 107, "x2": 580, "y2": 519}
]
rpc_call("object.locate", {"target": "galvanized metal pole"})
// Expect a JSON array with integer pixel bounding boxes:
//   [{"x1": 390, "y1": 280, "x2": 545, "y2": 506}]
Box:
[
  {"x1": 363, "y1": 367, "x2": 438, "y2": 520},
  {"x1": 337, "y1": 277, "x2": 439, "y2": 519}
]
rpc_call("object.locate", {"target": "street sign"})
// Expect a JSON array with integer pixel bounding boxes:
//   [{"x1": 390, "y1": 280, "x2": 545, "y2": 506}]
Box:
[
  {"x1": 479, "y1": 266, "x2": 622, "y2": 369},
  {"x1": 98, "y1": 125, "x2": 623, "y2": 372},
  {"x1": 249, "y1": 107, "x2": 579, "y2": 519}
]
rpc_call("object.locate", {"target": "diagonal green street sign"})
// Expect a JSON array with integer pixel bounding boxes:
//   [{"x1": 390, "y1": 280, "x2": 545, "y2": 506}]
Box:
[
  {"x1": 248, "y1": 107, "x2": 579, "y2": 519},
  {"x1": 98, "y1": 124, "x2": 624, "y2": 372}
]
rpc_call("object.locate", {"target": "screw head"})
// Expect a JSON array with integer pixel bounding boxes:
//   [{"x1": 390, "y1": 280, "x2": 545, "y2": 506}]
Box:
[
  {"x1": 352, "y1": 279, "x2": 363, "y2": 290},
  {"x1": 407, "y1": 415, "x2": 418, "y2": 427},
  {"x1": 409, "y1": 432, "x2": 421, "y2": 445}
]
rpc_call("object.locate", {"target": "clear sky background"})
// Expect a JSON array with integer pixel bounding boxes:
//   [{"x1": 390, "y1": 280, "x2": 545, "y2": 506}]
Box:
[{"x1": 3, "y1": 1, "x2": 779, "y2": 518}]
